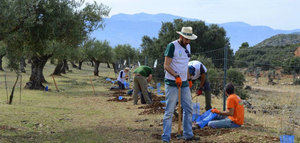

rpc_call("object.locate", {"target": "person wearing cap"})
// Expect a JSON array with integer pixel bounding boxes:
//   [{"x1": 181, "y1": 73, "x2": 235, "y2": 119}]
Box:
[
  {"x1": 117, "y1": 67, "x2": 129, "y2": 89},
  {"x1": 133, "y1": 65, "x2": 153, "y2": 105},
  {"x1": 162, "y1": 27, "x2": 199, "y2": 142},
  {"x1": 208, "y1": 83, "x2": 244, "y2": 128},
  {"x1": 188, "y1": 60, "x2": 212, "y2": 111}
]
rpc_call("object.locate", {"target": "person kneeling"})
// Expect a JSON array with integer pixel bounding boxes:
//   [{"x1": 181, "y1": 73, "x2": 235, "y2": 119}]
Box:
[
  {"x1": 117, "y1": 67, "x2": 129, "y2": 89},
  {"x1": 208, "y1": 83, "x2": 244, "y2": 128}
]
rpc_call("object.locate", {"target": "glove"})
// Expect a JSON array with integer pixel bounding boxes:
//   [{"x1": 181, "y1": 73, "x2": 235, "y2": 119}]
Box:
[
  {"x1": 188, "y1": 80, "x2": 193, "y2": 88},
  {"x1": 196, "y1": 89, "x2": 202, "y2": 95},
  {"x1": 211, "y1": 108, "x2": 220, "y2": 114},
  {"x1": 175, "y1": 76, "x2": 182, "y2": 87}
]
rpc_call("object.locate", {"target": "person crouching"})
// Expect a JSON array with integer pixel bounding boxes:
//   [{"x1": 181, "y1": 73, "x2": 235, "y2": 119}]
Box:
[
  {"x1": 208, "y1": 83, "x2": 244, "y2": 128},
  {"x1": 117, "y1": 67, "x2": 129, "y2": 89}
]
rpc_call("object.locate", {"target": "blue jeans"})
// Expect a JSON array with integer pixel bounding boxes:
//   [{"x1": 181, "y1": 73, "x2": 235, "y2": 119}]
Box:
[
  {"x1": 162, "y1": 84, "x2": 193, "y2": 142},
  {"x1": 208, "y1": 115, "x2": 241, "y2": 128}
]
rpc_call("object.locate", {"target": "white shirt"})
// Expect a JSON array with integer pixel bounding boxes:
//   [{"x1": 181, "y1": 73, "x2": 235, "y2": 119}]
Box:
[
  {"x1": 188, "y1": 60, "x2": 207, "y2": 80},
  {"x1": 117, "y1": 70, "x2": 126, "y2": 84},
  {"x1": 165, "y1": 40, "x2": 191, "y2": 81}
]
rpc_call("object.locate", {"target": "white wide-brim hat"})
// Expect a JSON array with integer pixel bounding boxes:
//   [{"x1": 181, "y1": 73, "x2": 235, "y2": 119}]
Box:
[{"x1": 176, "y1": 27, "x2": 197, "y2": 40}]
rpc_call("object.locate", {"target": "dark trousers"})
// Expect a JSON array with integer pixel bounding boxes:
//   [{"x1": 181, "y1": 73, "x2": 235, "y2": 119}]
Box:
[
  {"x1": 203, "y1": 80, "x2": 212, "y2": 111},
  {"x1": 117, "y1": 81, "x2": 125, "y2": 89}
]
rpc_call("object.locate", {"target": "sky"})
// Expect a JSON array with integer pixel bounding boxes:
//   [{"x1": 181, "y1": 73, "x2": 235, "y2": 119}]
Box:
[{"x1": 84, "y1": 0, "x2": 300, "y2": 30}]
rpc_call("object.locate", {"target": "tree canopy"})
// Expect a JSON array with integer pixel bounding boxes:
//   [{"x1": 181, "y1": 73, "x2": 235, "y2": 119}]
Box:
[
  {"x1": 0, "y1": 0, "x2": 110, "y2": 89},
  {"x1": 140, "y1": 19, "x2": 233, "y2": 79}
]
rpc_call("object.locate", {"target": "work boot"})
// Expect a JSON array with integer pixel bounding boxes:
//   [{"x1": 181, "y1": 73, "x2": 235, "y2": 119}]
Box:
[
  {"x1": 176, "y1": 134, "x2": 184, "y2": 140},
  {"x1": 185, "y1": 136, "x2": 200, "y2": 141}
]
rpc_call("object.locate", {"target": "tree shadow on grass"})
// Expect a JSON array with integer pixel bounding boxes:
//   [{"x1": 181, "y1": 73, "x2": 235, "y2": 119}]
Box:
[{"x1": 62, "y1": 90, "x2": 111, "y2": 98}]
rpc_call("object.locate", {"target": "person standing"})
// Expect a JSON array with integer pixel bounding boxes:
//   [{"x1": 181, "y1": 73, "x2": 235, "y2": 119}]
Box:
[
  {"x1": 162, "y1": 27, "x2": 199, "y2": 142},
  {"x1": 133, "y1": 65, "x2": 153, "y2": 105},
  {"x1": 188, "y1": 60, "x2": 212, "y2": 111}
]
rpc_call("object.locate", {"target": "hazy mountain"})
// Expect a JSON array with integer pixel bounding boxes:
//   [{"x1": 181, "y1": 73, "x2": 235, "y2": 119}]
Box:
[{"x1": 91, "y1": 13, "x2": 300, "y2": 52}]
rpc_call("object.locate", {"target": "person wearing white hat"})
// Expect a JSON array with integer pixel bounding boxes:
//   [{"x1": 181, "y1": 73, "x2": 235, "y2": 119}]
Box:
[{"x1": 162, "y1": 27, "x2": 199, "y2": 142}]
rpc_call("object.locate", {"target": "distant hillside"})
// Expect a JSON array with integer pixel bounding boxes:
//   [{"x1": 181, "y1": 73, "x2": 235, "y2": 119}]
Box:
[
  {"x1": 91, "y1": 13, "x2": 300, "y2": 52},
  {"x1": 235, "y1": 34, "x2": 300, "y2": 70},
  {"x1": 255, "y1": 34, "x2": 300, "y2": 47}
]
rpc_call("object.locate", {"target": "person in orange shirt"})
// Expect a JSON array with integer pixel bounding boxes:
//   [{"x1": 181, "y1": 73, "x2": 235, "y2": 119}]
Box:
[{"x1": 208, "y1": 83, "x2": 244, "y2": 128}]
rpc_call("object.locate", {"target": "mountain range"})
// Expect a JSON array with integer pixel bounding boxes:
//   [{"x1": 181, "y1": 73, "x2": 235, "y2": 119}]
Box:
[{"x1": 91, "y1": 13, "x2": 300, "y2": 52}]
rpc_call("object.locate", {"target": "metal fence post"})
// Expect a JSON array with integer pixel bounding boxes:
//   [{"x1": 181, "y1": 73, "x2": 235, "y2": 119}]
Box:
[{"x1": 223, "y1": 45, "x2": 228, "y2": 111}]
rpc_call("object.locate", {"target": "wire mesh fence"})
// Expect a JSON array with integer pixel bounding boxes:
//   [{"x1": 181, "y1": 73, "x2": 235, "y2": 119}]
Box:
[{"x1": 117, "y1": 45, "x2": 299, "y2": 139}]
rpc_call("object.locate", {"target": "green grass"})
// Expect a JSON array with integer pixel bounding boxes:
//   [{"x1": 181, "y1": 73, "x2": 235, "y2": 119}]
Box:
[{"x1": 0, "y1": 60, "x2": 299, "y2": 142}]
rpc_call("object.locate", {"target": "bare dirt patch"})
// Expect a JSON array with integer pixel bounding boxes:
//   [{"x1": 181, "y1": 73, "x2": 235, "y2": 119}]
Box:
[
  {"x1": 193, "y1": 127, "x2": 234, "y2": 136},
  {"x1": 138, "y1": 101, "x2": 165, "y2": 115},
  {"x1": 107, "y1": 96, "x2": 132, "y2": 102},
  {"x1": 0, "y1": 125, "x2": 18, "y2": 131}
]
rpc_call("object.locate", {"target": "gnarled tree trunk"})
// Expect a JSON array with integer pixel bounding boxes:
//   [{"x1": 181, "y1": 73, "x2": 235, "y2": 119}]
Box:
[
  {"x1": 112, "y1": 62, "x2": 118, "y2": 74},
  {"x1": 50, "y1": 58, "x2": 55, "y2": 64},
  {"x1": 41, "y1": 60, "x2": 47, "y2": 83},
  {"x1": 0, "y1": 54, "x2": 5, "y2": 71},
  {"x1": 52, "y1": 60, "x2": 64, "y2": 76},
  {"x1": 94, "y1": 61, "x2": 100, "y2": 76},
  {"x1": 90, "y1": 60, "x2": 94, "y2": 67},
  {"x1": 20, "y1": 57, "x2": 26, "y2": 73},
  {"x1": 63, "y1": 59, "x2": 69, "y2": 72},
  {"x1": 25, "y1": 55, "x2": 50, "y2": 90},
  {"x1": 106, "y1": 62, "x2": 110, "y2": 68},
  {"x1": 71, "y1": 61, "x2": 78, "y2": 68},
  {"x1": 52, "y1": 59, "x2": 70, "y2": 75},
  {"x1": 78, "y1": 61, "x2": 83, "y2": 70},
  {"x1": 9, "y1": 75, "x2": 19, "y2": 104},
  {"x1": 61, "y1": 59, "x2": 67, "y2": 74}
]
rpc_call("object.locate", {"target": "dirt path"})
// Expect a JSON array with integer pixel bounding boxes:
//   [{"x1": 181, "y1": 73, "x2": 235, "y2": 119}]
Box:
[{"x1": 251, "y1": 85, "x2": 300, "y2": 94}]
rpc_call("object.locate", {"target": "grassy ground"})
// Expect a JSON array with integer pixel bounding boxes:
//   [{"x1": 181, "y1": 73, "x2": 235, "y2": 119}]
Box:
[{"x1": 0, "y1": 61, "x2": 299, "y2": 142}]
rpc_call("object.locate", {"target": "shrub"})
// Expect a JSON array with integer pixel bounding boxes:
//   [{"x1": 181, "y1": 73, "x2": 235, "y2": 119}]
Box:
[
  {"x1": 227, "y1": 68, "x2": 249, "y2": 99},
  {"x1": 227, "y1": 68, "x2": 245, "y2": 86},
  {"x1": 207, "y1": 68, "x2": 223, "y2": 96},
  {"x1": 294, "y1": 79, "x2": 300, "y2": 85},
  {"x1": 283, "y1": 57, "x2": 300, "y2": 74}
]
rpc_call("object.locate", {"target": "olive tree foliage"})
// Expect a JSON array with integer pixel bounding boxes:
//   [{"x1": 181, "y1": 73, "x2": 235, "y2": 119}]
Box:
[
  {"x1": 114, "y1": 44, "x2": 137, "y2": 67},
  {"x1": 0, "y1": 41, "x2": 6, "y2": 71},
  {"x1": 67, "y1": 45, "x2": 86, "y2": 69},
  {"x1": 0, "y1": 0, "x2": 110, "y2": 89},
  {"x1": 85, "y1": 40, "x2": 113, "y2": 76}
]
